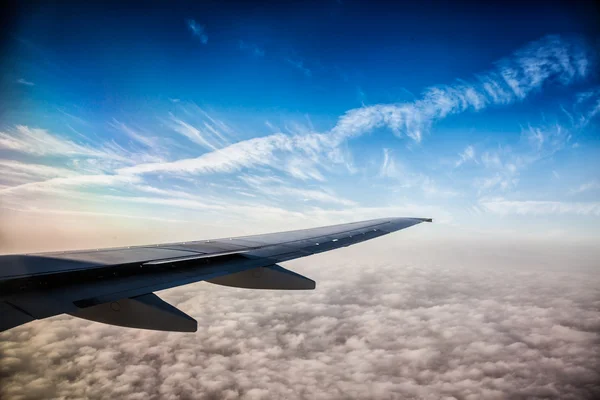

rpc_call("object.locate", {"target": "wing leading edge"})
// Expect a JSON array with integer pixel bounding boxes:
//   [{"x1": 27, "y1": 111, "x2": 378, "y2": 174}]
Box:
[{"x1": 0, "y1": 217, "x2": 431, "y2": 332}]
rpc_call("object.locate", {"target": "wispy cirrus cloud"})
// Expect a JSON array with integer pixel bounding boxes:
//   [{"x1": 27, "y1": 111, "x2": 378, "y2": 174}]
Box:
[
  {"x1": 118, "y1": 133, "x2": 291, "y2": 175},
  {"x1": 377, "y1": 149, "x2": 458, "y2": 198},
  {"x1": 117, "y1": 130, "x2": 341, "y2": 182},
  {"x1": 169, "y1": 116, "x2": 221, "y2": 150},
  {"x1": 0, "y1": 174, "x2": 142, "y2": 195},
  {"x1": 0, "y1": 125, "x2": 165, "y2": 169},
  {"x1": 273, "y1": 187, "x2": 356, "y2": 207},
  {"x1": 574, "y1": 87, "x2": 600, "y2": 127},
  {"x1": 331, "y1": 35, "x2": 592, "y2": 143},
  {"x1": 0, "y1": 126, "x2": 120, "y2": 159},
  {"x1": 16, "y1": 78, "x2": 34, "y2": 86},
  {"x1": 569, "y1": 181, "x2": 600, "y2": 195},
  {"x1": 186, "y1": 19, "x2": 208, "y2": 44},
  {"x1": 455, "y1": 145, "x2": 477, "y2": 167},
  {"x1": 480, "y1": 198, "x2": 600, "y2": 216},
  {"x1": 285, "y1": 57, "x2": 312, "y2": 77},
  {"x1": 103, "y1": 194, "x2": 313, "y2": 223},
  {"x1": 239, "y1": 174, "x2": 356, "y2": 207},
  {"x1": 167, "y1": 105, "x2": 235, "y2": 150},
  {"x1": 473, "y1": 85, "x2": 600, "y2": 195},
  {"x1": 110, "y1": 119, "x2": 157, "y2": 149},
  {"x1": 0, "y1": 34, "x2": 596, "y2": 231},
  {"x1": 0, "y1": 160, "x2": 78, "y2": 179},
  {"x1": 0, "y1": 114, "x2": 341, "y2": 201},
  {"x1": 239, "y1": 40, "x2": 265, "y2": 57},
  {"x1": 3, "y1": 35, "x2": 592, "y2": 192},
  {"x1": 378, "y1": 148, "x2": 400, "y2": 178},
  {"x1": 104, "y1": 194, "x2": 222, "y2": 211},
  {"x1": 283, "y1": 156, "x2": 327, "y2": 181},
  {"x1": 0, "y1": 160, "x2": 79, "y2": 186},
  {"x1": 476, "y1": 173, "x2": 518, "y2": 194},
  {"x1": 130, "y1": 184, "x2": 204, "y2": 200}
]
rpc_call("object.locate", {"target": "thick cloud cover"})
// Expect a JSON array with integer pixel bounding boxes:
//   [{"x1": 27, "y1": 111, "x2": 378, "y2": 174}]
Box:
[{"x1": 1, "y1": 239, "x2": 599, "y2": 399}]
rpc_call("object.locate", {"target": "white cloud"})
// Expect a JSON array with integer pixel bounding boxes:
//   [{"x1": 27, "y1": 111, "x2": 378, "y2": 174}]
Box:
[
  {"x1": 455, "y1": 145, "x2": 477, "y2": 167},
  {"x1": 264, "y1": 120, "x2": 280, "y2": 132},
  {"x1": 131, "y1": 184, "x2": 204, "y2": 200},
  {"x1": 481, "y1": 151, "x2": 503, "y2": 169},
  {"x1": 476, "y1": 174, "x2": 519, "y2": 194},
  {"x1": 116, "y1": 128, "x2": 345, "y2": 184},
  {"x1": 17, "y1": 78, "x2": 35, "y2": 86},
  {"x1": 239, "y1": 40, "x2": 265, "y2": 57},
  {"x1": 110, "y1": 119, "x2": 157, "y2": 149},
  {"x1": 0, "y1": 160, "x2": 78, "y2": 181},
  {"x1": 569, "y1": 181, "x2": 600, "y2": 195},
  {"x1": 239, "y1": 174, "x2": 356, "y2": 207},
  {"x1": 104, "y1": 195, "x2": 223, "y2": 211},
  {"x1": 282, "y1": 187, "x2": 356, "y2": 206},
  {"x1": 118, "y1": 134, "x2": 291, "y2": 176},
  {"x1": 284, "y1": 157, "x2": 326, "y2": 182},
  {"x1": 525, "y1": 127, "x2": 545, "y2": 150},
  {"x1": 475, "y1": 120, "x2": 574, "y2": 195},
  {"x1": 480, "y1": 199, "x2": 600, "y2": 216},
  {"x1": 186, "y1": 19, "x2": 208, "y2": 44},
  {"x1": 521, "y1": 124, "x2": 570, "y2": 159},
  {"x1": 0, "y1": 35, "x2": 594, "y2": 227},
  {"x1": 169, "y1": 116, "x2": 220, "y2": 150},
  {"x1": 0, "y1": 174, "x2": 142, "y2": 195},
  {"x1": 330, "y1": 35, "x2": 591, "y2": 143},
  {"x1": 377, "y1": 149, "x2": 457, "y2": 198},
  {"x1": 378, "y1": 148, "x2": 399, "y2": 178},
  {"x1": 167, "y1": 107, "x2": 233, "y2": 150},
  {"x1": 3, "y1": 35, "x2": 590, "y2": 199},
  {"x1": 3, "y1": 205, "x2": 185, "y2": 223},
  {"x1": 239, "y1": 174, "x2": 286, "y2": 187},
  {"x1": 101, "y1": 195, "x2": 311, "y2": 224},
  {"x1": 0, "y1": 126, "x2": 127, "y2": 160},
  {"x1": 1, "y1": 242, "x2": 598, "y2": 399},
  {"x1": 552, "y1": 170, "x2": 560, "y2": 179},
  {"x1": 574, "y1": 87, "x2": 600, "y2": 127},
  {"x1": 421, "y1": 177, "x2": 460, "y2": 198},
  {"x1": 285, "y1": 58, "x2": 312, "y2": 77}
]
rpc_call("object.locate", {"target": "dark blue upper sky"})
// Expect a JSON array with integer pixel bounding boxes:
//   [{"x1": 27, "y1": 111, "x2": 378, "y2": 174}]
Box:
[{"x1": 4, "y1": 0, "x2": 598, "y2": 117}]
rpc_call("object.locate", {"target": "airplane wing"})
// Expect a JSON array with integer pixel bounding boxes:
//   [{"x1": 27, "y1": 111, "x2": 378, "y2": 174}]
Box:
[{"x1": 0, "y1": 217, "x2": 431, "y2": 332}]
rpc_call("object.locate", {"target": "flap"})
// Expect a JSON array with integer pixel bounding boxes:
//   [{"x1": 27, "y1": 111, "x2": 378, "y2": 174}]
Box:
[
  {"x1": 206, "y1": 264, "x2": 315, "y2": 290},
  {"x1": 69, "y1": 292, "x2": 197, "y2": 332},
  {"x1": 0, "y1": 301, "x2": 35, "y2": 332}
]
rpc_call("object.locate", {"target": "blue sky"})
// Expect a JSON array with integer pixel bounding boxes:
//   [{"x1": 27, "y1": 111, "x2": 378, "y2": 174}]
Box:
[{"x1": 1, "y1": 0, "x2": 599, "y2": 244}]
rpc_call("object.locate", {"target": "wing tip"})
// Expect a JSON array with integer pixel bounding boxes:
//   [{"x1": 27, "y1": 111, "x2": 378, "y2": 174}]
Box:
[{"x1": 392, "y1": 217, "x2": 432, "y2": 223}]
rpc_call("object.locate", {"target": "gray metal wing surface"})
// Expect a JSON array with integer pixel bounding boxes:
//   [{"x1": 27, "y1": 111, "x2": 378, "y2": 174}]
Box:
[{"x1": 0, "y1": 217, "x2": 430, "y2": 332}]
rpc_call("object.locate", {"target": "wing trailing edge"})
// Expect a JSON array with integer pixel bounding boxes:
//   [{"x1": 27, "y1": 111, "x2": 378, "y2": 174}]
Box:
[
  {"x1": 206, "y1": 264, "x2": 315, "y2": 290},
  {"x1": 69, "y1": 292, "x2": 197, "y2": 332}
]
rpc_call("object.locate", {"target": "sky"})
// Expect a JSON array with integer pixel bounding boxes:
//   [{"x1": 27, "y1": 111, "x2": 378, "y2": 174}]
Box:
[
  {"x1": 1, "y1": 2, "x2": 600, "y2": 399},
  {"x1": 1, "y1": 1, "x2": 600, "y2": 250}
]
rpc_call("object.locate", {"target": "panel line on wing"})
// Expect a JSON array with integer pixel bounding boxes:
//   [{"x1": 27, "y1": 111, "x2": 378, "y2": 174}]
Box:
[{"x1": 143, "y1": 249, "x2": 251, "y2": 265}]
